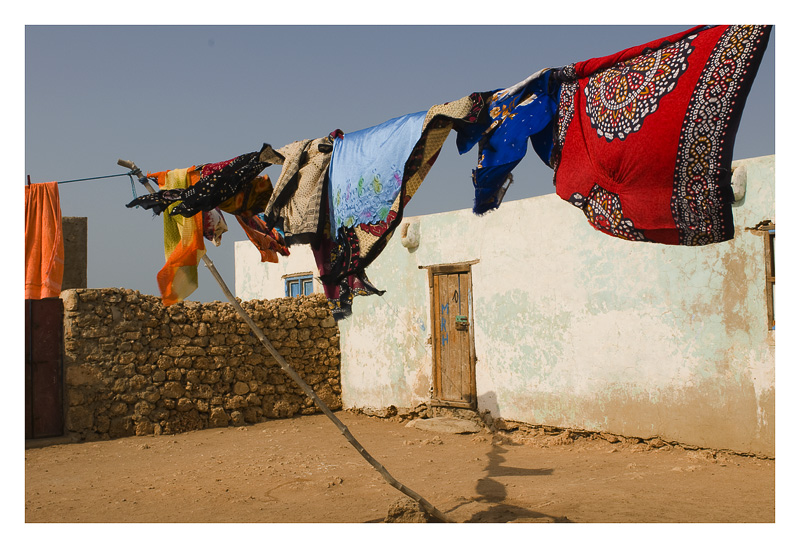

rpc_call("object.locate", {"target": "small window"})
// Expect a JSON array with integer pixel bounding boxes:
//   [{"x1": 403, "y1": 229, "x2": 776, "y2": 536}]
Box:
[{"x1": 284, "y1": 274, "x2": 315, "y2": 298}]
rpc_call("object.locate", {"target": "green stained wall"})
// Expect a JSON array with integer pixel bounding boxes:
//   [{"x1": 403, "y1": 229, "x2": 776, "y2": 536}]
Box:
[{"x1": 236, "y1": 155, "x2": 776, "y2": 456}]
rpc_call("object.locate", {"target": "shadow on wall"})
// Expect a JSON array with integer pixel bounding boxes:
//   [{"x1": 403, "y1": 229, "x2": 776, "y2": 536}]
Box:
[{"x1": 477, "y1": 389, "x2": 501, "y2": 422}]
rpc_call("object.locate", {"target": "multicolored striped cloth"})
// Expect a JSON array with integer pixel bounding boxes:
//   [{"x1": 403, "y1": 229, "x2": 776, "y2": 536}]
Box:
[{"x1": 150, "y1": 168, "x2": 206, "y2": 306}]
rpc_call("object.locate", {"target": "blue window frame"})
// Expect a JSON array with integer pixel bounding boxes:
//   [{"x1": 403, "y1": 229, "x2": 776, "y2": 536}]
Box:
[{"x1": 285, "y1": 274, "x2": 315, "y2": 298}]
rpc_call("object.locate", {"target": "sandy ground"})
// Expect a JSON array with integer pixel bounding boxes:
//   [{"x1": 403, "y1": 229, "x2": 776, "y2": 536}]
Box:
[{"x1": 25, "y1": 411, "x2": 774, "y2": 524}]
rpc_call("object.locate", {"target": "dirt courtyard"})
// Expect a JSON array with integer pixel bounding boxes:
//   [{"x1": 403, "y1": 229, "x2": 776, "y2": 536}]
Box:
[{"x1": 25, "y1": 411, "x2": 774, "y2": 524}]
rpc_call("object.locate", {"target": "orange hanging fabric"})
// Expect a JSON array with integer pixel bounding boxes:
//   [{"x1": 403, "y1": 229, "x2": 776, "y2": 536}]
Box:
[
  {"x1": 235, "y1": 214, "x2": 289, "y2": 264},
  {"x1": 149, "y1": 168, "x2": 206, "y2": 306},
  {"x1": 25, "y1": 182, "x2": 65, "y2": 299}
]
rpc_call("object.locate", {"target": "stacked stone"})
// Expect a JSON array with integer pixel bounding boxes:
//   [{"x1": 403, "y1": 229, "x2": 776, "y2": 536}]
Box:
[{"x1": 61, "y1": 288, "x2": 341, "y2": 441}]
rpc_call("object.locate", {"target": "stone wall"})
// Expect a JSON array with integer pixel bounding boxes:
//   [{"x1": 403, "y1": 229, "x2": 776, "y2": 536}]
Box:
[
  {"x1": 62, "y1": 217, "x2": 87, "y2": 291},
  {"x1": 61, "y1": 288, "x2": 341, "y2": 441}
]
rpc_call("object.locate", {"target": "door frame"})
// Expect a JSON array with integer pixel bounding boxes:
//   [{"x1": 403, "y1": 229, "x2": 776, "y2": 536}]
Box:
[{"x1": 420, "y1": 261, "x2": 478, "y2": 409}]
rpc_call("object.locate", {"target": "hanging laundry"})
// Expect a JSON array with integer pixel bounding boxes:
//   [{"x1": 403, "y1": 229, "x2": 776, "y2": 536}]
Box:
[
  {"x1": 126, "y1": 145, "x2": 272, "y2": 216},
  {"x1": 202, "y1": 208, "x2": 228, "y2": 247},
  {"x1": 215, "y1": 175, "x2": 274, "y2": 218},
  {"x1": 311, "y1": 223, "x2": 384, "y2": 319},
  {"x1": 149, "y1": 168, "x2": 206, "y2": 306},
  {"x1": 456, "y1": 68, "x2": 561, "y2": 215},
  {"x1": 131, "y1": 150, "x2": 291, "y2": 292},
  {"x1": 329, "y1": 112, "x2": 428, "y2": 231},
  {"x1": 25, "y1": 182, "x2": 65, "y2": 299},
  {"x1": 259, "y1": 132, "x2": 338, "y2": 247},
  {"x1": 317, "y1": 93, "x2": 484, "y2": 318},
  {"x1": 236, "y1": 214, "x2": 290, "y2": 263},
  {"x1": 209, "y1": 172, "x2": 290, "y2": 261},
  {"x1": 552, "y1": 25, "x2": 772, "y2": 245}
]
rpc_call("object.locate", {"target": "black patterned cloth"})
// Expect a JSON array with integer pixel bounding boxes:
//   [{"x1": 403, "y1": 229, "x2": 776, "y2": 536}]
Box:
[{"x1": 127, "y1": 145, "x2": 272, "y2": 217}]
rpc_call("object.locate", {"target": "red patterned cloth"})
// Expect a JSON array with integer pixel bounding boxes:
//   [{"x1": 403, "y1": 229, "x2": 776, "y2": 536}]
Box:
[{"x1": 553, "y1": 25, "x2": 771, "y2": 245}]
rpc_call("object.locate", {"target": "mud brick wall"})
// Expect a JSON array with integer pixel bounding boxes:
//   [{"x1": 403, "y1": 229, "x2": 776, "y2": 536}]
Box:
[{"x1": 61, "y1": 288, "x2": 341, "y2": 441}]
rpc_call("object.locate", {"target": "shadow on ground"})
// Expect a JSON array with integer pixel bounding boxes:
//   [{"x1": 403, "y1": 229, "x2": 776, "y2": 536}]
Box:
[{"x1": 463, "y1": 441, "x2": 570, "y2": 523}]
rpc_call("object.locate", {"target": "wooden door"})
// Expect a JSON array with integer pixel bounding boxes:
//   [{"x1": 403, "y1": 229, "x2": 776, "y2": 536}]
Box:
[
  {"x1": 25, "y1": 298, "x2": 64, "y2": 439},
  {"x1": 430, "y1": 266, "x2": 476, "y2": 408}
]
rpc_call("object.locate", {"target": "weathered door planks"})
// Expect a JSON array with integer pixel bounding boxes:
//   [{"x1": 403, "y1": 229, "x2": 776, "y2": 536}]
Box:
[
  {"x1": 25, "y1": 298, "x2": 64, "y2": 439},
  {"x1": 429, "y1": 265, "x2": 476, "y2": 408}
]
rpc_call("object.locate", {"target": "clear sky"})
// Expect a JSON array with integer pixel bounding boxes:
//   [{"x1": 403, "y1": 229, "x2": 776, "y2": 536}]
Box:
[{"x1": 23, "y1": 23, "x2": 775, "y2": 303}]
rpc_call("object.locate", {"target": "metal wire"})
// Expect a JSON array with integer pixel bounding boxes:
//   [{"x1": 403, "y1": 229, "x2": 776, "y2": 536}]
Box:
[
  {"x1": 27, "y1": 171, "x2": 142, "y2": 201},
  {"x1": 54, "y1": 173, "x2": 132, "y2": 185}
]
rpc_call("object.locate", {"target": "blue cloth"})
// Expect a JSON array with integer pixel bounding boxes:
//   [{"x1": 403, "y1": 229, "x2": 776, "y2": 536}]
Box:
[
  {"x1": 328, "y1": 111, "x2": 427, "y2": 232},
  {"x1": 457, "y1": 70, "x2": 560, "y2": 214}
]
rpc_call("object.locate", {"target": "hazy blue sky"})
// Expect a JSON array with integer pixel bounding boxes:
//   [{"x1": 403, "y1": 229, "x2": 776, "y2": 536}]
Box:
[{"x1": 23, "y1": 24, "x2": 775, "y2": 303}]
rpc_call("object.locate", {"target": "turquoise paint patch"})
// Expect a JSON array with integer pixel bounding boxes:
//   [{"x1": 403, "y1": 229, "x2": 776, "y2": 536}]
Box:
[{"x1": 475, "y1": 288, "x2": 569, "y2": 378}]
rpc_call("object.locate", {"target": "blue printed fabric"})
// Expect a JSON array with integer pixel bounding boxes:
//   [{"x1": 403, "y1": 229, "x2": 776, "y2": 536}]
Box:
[
  {"x1": 456, "y1": 69, "x2": 560, "y2": 215},
  {"x1": 328, "y1": 111, "x2": 427, "y2": 232}
]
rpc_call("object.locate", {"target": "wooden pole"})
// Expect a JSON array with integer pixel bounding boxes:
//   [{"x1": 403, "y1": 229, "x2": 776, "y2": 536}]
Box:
[{"x1": 121, "y1": 159, "x2": 451, "y2": 523}]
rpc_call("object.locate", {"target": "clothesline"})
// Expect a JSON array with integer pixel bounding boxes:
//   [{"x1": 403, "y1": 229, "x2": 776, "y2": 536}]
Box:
[
  {"x1": 27, "y1": 25, "x2": 771, "y2": 319},
  {"x1": 26, "y1": 171, "x2": 143, "y2": 201},
  {"x1": 122, "y1": 24, "x2": 771, "y2": 319},
  {"x1": 26, "y1": 172, "x2": 135, "y2": 185}
]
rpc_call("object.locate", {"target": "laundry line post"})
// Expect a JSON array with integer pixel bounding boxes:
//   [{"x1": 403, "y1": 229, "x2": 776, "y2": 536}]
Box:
[{"x1": 118, "y1": 159, "x2": 451, "y2": 523}]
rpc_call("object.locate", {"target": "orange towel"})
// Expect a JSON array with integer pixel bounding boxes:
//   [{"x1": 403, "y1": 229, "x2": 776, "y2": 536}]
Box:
[
  {"x1": 149, "y1": 168, "x2": 206, "y2": 306},
  {"x1": 25, "y1": 182, "x2": 65, "y2": 299}
]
